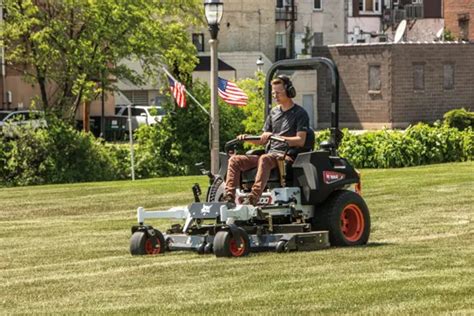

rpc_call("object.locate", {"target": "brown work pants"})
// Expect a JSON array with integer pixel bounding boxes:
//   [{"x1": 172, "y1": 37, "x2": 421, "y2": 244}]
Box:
[{"x1": 225, "y1": 153, "x2": 291, "y2": 200}]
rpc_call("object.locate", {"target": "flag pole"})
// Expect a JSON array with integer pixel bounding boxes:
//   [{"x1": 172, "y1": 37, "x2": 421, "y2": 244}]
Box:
[{"x1": 162, "y1": 68, "x2": 210, "y2": 117}]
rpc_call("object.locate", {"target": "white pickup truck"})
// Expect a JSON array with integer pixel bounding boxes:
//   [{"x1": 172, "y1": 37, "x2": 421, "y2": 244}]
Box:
[
  {"x1": 0, "y1": 110, "x2": 47, "y2": 136},
  {"x1": 114, "y1": 105, "x2": 166, "y2": 131}
]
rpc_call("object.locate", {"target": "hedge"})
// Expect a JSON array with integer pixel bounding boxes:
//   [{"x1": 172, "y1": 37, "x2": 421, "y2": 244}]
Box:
[
  {"x1": 0, "y1": 115, "x2": 473, "y2": 186},
  {"x1": 316, "y1": 123, "x2": 473, "y2": 168},
  {"x1": 0, "y1": 119, "x2": 127, "y2": 186}
]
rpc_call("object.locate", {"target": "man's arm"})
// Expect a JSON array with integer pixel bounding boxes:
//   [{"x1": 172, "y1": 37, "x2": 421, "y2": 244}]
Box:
[
  {"x1": 236, "y1": 112, "x2": 273, "y2": 145},
  {"x1": 281, "y1": 131, "x2": 307, "y2": 148},
  {"x1": 237, "y1": 132, "x2": 272, "y2": 145},
  {"x1": 237, "y1": 131, "x2": 306, "y2": 147}
]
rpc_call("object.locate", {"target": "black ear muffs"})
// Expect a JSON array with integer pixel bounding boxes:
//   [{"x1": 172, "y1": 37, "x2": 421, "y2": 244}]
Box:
[{"x1": 277, "y1": 75, "x2": 296, "y2": 98}]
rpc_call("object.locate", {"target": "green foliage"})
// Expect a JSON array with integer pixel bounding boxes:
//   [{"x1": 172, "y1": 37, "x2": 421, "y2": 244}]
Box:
[
  {"x1": 0, "y1": 119, "x2": 125, "y2": 186},
  {"x1": 443, "y1": 29, "x2": 456, "y2": 41},
  {"x1": 133, "y1": 80, "x2": 246, "y2": 177},
  {"x1": 0, "y1": 0, "x2": 202, "y2": 117},
  {"x1": 301, "y1": 26, "x2": 314, "y2": 55},
  {"x1": 239, "y1": 72, "x2": 266, "y2": 135},
  {"x1": 316, "y1": 123, "x2": 474, "y2": 168},
  {"x1": 443, "y1": 108, "x2": 474, "y2": 131}
]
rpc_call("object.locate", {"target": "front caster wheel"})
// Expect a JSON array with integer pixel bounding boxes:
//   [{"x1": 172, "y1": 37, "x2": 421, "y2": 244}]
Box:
[
  {"x1": 213, "y1": 228, "x2": 250, "y2": 258},
  {"x1": 204, "y1": 243, "x2": 213, "y2": 254},
  {"x1": 130, "y1": 229, "x2": 165, "y2": 255},
  {"x1": 197, "y1": 243, "x2": 206, "y2": 255},
  {"x1": 275, "y1": 240, "x2": 288, "y2": 253}
]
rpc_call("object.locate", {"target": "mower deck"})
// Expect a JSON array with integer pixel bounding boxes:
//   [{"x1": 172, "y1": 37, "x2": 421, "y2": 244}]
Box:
[{"x1": 164, "y1": 231, "x2": 329, "y2": 253}]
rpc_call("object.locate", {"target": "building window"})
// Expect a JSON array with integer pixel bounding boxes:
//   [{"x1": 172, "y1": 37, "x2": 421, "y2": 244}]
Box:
[
  {"x1": 302, "y1": 94, "x2": 315, "y2": 128},
  {"x1": 359, "y1": 0, "x2": 381, "y2": 14},
  {"x1": 276, "y1": 32, "x2": 287, "y2": 48},
  {"x1": 458, "y1": 14, "x2": 470, "y2": 41},
  {"x1": 443, "y1": 64, "x2": 455, "y2": 90},
  {"x1": 314, "y1": 0, "x2": 322, "y2": 11},
  {"x1": 413, "y1": 63, "x2": 425, "y2": 90},
  {"x1": 123, "y1": 90, "x2": 149, "y2": 106},
  {"x1": 192, "y1": 33, "x2": 204, "y2": 52},
  {"x1": 276, "y1": 0, "x2": 283, "y2": 8},
  {"x1": 368, "y1": 65, "x2": 381, "y2": 92}
]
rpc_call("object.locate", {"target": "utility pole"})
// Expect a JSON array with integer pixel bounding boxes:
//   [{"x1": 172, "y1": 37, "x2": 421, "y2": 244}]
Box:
[
  {"x1": 289, "y1": 0, "x2": 296, "y2": 59},
  {"x1": 83, "y1": 101, "x2": 90, "y2": 132},
  {"x1": 209, "y1": 38, "x2": 220, "y2": 175},
  {"x1": 204, "y1": 0, "x2": 224, "y2": 175},
  {"x1": 100, "y1": 76, "x2": 105, "y2": 138},
  {"x1": 0, "y1": 0, "x2": 6, "y2": 110}
]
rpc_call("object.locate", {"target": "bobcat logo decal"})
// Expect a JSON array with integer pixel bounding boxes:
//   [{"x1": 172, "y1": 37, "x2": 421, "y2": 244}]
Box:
[{"x1": 201, "y1": 204, "x2": 212, "y2": 215}]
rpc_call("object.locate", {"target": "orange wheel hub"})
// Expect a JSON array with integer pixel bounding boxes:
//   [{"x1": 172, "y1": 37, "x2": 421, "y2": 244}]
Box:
[{"x1": 340, "y1": 204, "x2": 365, "y2": 242}]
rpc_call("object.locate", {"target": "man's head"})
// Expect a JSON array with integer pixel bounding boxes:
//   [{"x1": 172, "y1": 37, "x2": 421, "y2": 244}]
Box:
[{"x1": 271, "y1": 75, "x2": 296, "y2": 104}]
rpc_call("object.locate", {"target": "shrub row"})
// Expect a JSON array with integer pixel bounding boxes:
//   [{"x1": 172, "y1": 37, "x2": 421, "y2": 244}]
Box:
[
  {"x1": 0, "y1": 119, "x2": 128, "y2": 186},
  {"x1": 316, "y1": 123, "x2": 473, "y2": 168},
  {"x1": 1, "y1": 113, "x2": 472, "y2": 186}
]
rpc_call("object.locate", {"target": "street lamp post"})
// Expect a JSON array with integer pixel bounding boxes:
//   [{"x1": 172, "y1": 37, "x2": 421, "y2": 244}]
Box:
[{"x1": 204, "y1": 0, "x2": 223, "y2": 175}]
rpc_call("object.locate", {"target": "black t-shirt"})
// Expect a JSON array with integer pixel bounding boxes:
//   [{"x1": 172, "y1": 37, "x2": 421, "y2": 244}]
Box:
[{"x1": 263, "y1": 104, "x2": 311, "y2": 157}]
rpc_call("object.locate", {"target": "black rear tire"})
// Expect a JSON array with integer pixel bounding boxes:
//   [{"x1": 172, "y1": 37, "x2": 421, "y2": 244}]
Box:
[
  {"x1": 312, "y1": 190, "x2": 370, "y2": 246},
  {"x1": 130, "y1": 229, "x2": 166, "y2": 255},
  {"x1": 213, "y1": 228, "x2": 250, "y2": 257}
]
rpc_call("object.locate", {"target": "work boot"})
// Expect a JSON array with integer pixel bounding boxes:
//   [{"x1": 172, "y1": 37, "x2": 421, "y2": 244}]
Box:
[
  {"x1": 222, "y1": 192, "x2": 235, "y2": 204},
  {"x1": 242, "y1": 195, "x2": 258, "y2": 206}
]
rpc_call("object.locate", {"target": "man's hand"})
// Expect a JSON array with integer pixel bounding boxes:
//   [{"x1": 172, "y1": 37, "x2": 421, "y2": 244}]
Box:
[
  {"x1": 260, "y1": 132, "x2": 273, "y2": 145},
  {"x1": 237, "y1": 134, "x2": 247, "y2": 141}
]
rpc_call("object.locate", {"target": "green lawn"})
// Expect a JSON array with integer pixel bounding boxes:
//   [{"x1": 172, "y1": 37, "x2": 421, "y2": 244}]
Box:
[{"x1": 1, "y1": 162, "x2": 473, "y2": 314}]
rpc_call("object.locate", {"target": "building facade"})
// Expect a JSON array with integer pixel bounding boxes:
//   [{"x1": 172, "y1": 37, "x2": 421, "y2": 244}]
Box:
[
  {"x1": 348, "y1": 0, "x2": 444, "y2": 44},
  {"x1": 313, "y1": 42, "x2": 474, "y2": 129},
  {"x1": 444, "y1": 0, "x2": 474, "y2": 42}
]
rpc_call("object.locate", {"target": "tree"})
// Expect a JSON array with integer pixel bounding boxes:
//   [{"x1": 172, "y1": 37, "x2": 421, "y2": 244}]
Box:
[
  {"x1": 238, "y1": 71, "x2": 266, "y2": 135},
  {"x1": 301, "y1": 26, "x2": 314, "y2": 55},
  {"x1": 0, "y1": 0, "x2": 203, "y2": 119}
]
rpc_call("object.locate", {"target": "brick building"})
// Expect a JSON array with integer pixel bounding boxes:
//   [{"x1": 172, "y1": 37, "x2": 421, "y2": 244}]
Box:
[
  {"x1": 313, "y1": 42, "x2": 474, "y2": 129},
  {"x1": 444, "y1": 0, "x2": 474, "y2": 41}
]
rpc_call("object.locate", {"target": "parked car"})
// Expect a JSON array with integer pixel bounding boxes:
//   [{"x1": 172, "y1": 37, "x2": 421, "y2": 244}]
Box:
[
  {"x1": 115, "y1": 105, "x2": 166, "y2": 130},
  {"x1": 0, "y1": 110, "x2": 47, "y2": 136},
  {"x1": 0, "y1": 111, "x2": 12, "y2": 122}
]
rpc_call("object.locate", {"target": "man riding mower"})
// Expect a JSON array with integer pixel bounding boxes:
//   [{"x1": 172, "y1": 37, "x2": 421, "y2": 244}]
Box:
[{"x1": 129, "y1": 57, "x2": 371, "y2": 257}]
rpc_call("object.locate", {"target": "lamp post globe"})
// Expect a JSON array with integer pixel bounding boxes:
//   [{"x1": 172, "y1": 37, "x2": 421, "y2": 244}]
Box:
[
  {"x1": 256, "y1": 56, "x2": 264, "y2": 72},
  {"x1": 204, "y1": 0, "x2": 224, "y2": 175},
  {"x1": 204, "y1": 0, "x2": 223, "y2": 40}
]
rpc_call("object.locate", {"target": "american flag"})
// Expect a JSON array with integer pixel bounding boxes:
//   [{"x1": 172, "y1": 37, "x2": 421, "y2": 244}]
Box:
[
  {"x1": 167, "y1": 75, "x2": 186, "y2": 108},
  {"x1": 218, "y1": 77, "x2": 248, "y2": 106}
]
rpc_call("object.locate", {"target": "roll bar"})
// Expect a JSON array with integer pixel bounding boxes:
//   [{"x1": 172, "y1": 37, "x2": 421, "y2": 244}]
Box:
[{"x1": 264, "y1": 57, "x2": 341, "y2": 152}]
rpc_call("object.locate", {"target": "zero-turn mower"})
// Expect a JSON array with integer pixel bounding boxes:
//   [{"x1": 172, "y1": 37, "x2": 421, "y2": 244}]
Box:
[{"x1": 130, "y1": 57, "x2": 371, "y2": 257}]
